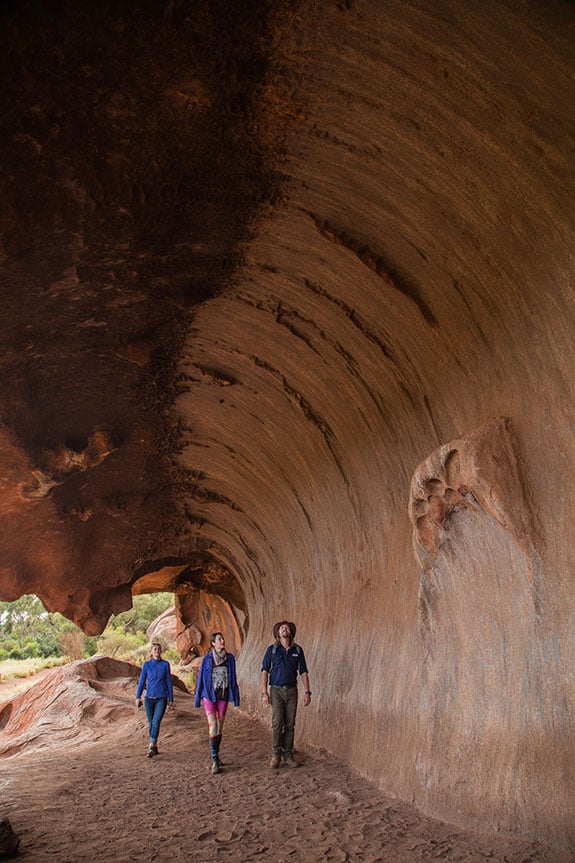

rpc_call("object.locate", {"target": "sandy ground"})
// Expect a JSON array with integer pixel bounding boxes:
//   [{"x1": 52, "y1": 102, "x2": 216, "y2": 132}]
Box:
[{"x1": 0, "y1": 673, "x2": 571, "y2": 863}]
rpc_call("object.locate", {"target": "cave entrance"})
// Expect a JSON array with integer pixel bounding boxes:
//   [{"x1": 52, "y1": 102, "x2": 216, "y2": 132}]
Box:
[{"x1": 131, "y1": 557, "x2": 247, "y2": 664}]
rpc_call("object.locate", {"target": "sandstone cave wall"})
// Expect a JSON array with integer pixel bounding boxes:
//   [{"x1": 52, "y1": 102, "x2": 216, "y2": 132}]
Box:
[
  {"x1": 176, "y1": 0, "x2": 574, "y2": 849},
  {"x1": 0, "y1": 0, "x2": 573, "y2": 853}
]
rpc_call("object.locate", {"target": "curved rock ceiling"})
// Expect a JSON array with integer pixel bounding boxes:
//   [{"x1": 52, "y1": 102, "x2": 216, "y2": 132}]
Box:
[{"x1": 0, "y1": 0, "x2": 573, "y2": 852}]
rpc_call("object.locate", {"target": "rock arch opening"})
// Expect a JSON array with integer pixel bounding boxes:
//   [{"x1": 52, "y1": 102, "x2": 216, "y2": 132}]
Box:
[{"x1": 131, "y1": 557, "x2": 247, "y2": 661}]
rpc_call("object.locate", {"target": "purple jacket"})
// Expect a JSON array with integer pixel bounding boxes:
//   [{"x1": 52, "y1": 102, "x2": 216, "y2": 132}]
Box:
[{"x1": 194, "y1": 651, "x2": 240, "y2": 707}]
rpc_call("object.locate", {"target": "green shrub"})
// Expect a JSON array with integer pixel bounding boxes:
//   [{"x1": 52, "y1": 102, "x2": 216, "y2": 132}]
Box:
[
  {"x1": 84, "y1": 636, "x2": 99, "y2": 657},
  {"x1": 96, "y1": 627, "x2": 145, "y2": 661},
  {"x1": 36, "y1": 632, "x2": 61, "y2": 658},
  {"x1": 107, "y1": 593, "x2": 174, "y2": 636},
  {"x1": 0, "y1": 592, "x2": 175, "y2": 663},
  {"x1": 21, "y1": 639, "x2": 40, "y2": 659}
]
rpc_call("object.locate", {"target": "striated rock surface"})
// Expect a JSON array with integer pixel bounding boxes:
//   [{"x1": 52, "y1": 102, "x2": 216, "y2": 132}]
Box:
[
  {"x1": 0, "y1": 657, "x2": 137, "y2": 758},
  {"x1": 0, "y1": 0, "x2": 573, "y2": 852},
  {"x1": 0, "y1": 657, "x2": 184, "y2": 759}
]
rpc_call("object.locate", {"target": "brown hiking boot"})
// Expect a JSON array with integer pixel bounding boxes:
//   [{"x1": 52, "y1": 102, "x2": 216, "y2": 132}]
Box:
[
  {"x1": 284, "y1": 756, "x2": 299, "y2": 768},
  {"x1": 269, "y1": 755, "x2": 281, "y2": 769}
]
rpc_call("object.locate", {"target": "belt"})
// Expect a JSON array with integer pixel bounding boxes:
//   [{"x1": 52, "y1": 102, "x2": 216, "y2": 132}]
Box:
[{"x1": 270, "y1": 684, "x2": 297, "y2": 689}]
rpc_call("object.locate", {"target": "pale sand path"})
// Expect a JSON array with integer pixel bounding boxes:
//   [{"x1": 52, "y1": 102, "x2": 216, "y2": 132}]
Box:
[{"x1": 0, "y1": 687, "x2": 570, "y2": 863}]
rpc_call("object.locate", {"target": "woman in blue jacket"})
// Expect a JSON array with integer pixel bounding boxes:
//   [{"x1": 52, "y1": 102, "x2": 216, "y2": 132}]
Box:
[
  {"x1": 194, "y1": 632, "x2": 240, "y2": 774},
  {"x1": 135, "y1": 642, "x2": 174, "y2": 757}
]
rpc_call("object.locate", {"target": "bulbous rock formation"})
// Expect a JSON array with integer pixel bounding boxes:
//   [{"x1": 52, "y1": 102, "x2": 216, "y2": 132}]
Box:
[{"x1": 0, "y1": 0, "x2": 573, "y2": 853}]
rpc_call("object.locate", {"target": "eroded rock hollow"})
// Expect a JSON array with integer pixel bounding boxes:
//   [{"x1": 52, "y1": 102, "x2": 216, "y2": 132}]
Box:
[{"x1": 1, "y1": 0, "x2": 573, "y2": 852}]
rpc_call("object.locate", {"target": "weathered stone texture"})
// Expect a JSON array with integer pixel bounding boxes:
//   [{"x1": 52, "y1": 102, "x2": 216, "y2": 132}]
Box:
[{"x1": 0, "y1": 0, "x2": 573, "y2": 852}]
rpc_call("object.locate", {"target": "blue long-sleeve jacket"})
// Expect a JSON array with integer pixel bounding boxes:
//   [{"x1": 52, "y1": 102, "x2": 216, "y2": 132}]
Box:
[
  {"x1": 194, "y1": 651, "x2": 240, "y2": 707},
  {"x1": 136, "y1": 658, "x2": 174, "y2": 701}
]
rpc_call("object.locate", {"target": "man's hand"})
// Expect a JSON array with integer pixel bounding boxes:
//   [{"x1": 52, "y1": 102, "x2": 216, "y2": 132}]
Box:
[
  {"x1": 303, "y1": 691, "x2": 311, "y2": 707},
  {"x1": 135, "y1": 698, "x2": 142, "y2": 708}
]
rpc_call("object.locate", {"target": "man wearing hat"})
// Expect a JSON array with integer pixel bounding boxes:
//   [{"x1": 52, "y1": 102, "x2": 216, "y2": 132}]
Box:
[{"x1": 261, "y1": 620, "x2": 311, "y2": 768}]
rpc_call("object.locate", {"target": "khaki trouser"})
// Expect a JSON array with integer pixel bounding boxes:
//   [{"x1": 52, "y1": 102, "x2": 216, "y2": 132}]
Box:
[{"x1": 270, "y1": 685, "x2": 298, "y2": 757}]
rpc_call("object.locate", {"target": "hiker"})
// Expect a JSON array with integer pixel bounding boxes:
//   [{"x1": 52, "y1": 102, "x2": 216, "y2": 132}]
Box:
[
  {"x1": 194, "y1": 632, "x2": 241, "y2": 774},
  {"x1": 135, "y1": 642, "x2": 174, "y2": 757},
  {"x1": 261, "y1": 620, "x2": 311, "y2": 768}
]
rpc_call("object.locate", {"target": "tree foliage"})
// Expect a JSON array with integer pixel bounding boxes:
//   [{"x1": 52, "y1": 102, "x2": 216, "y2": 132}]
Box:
[
  {"x1": 96, "y1": 627, "x2": 145, "y2": 659},
  {"x1": 0, "y1": 592, "x2": 174, "y2": 661},
  {"x1": 107, "y1": 592, "x2": 174, "y2": 636},
  {"x1": 0, "y1": 595, "x2": 74, "y2": 659}
]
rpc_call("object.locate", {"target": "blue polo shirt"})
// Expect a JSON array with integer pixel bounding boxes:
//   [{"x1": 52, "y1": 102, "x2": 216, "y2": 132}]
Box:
[{"x1": 261, "y1": 642, "x2": 308, "y2": 687}]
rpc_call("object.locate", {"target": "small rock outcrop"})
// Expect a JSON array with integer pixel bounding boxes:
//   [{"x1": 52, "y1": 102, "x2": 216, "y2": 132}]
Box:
[{"x1": 0, "y1": 657, "x2": 184, "y2": 759}]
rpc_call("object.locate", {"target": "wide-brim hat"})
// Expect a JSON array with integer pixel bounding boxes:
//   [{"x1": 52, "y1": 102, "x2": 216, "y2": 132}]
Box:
[{"x1": 273, "y1": 620, "x2": 296, "y2": 640}]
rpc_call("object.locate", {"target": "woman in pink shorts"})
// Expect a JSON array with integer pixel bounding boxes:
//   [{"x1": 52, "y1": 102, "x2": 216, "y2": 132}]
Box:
[{"x1": 194, "y1": 632, "x2": 240, "y2": 774}]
